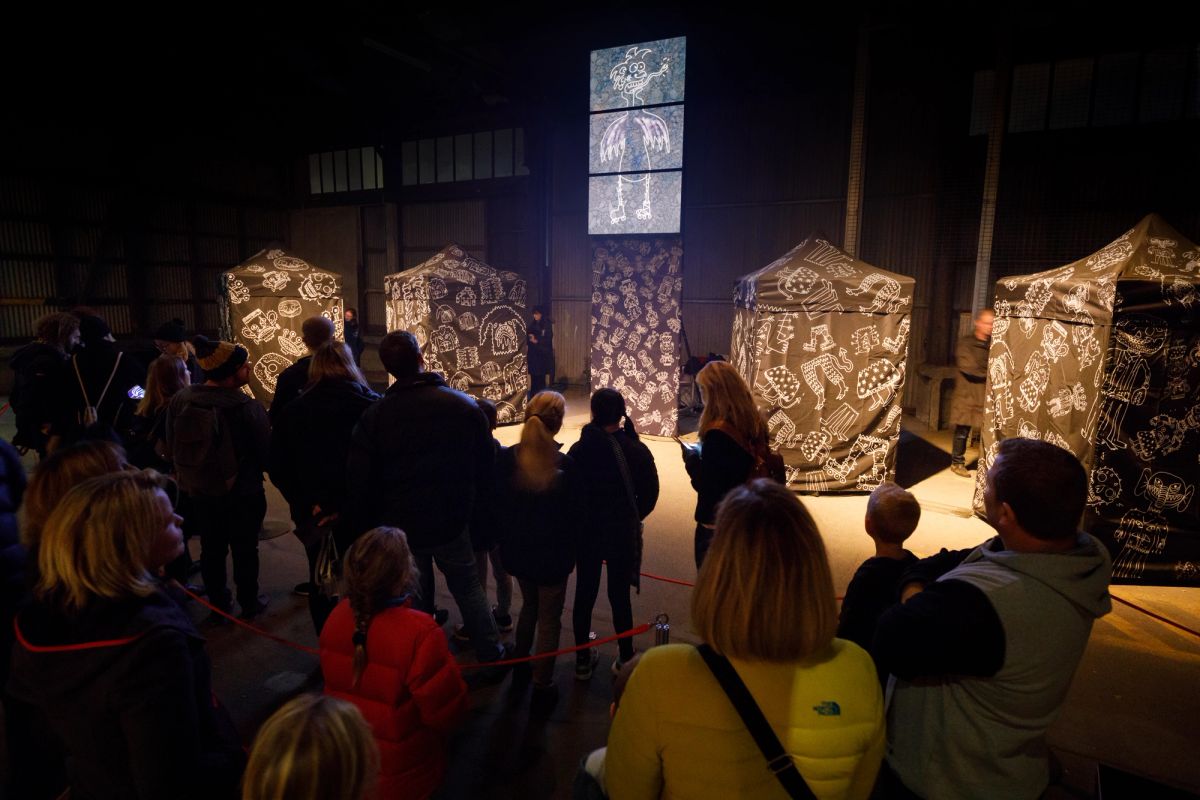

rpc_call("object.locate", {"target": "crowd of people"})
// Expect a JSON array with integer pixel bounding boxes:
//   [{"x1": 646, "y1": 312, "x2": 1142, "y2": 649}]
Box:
[{"x1": 1, "y1": 309, "x2": 1113, "y2": 799}]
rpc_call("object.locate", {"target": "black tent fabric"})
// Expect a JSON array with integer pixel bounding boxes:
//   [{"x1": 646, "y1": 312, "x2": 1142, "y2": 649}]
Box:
[
  {"x1": 220, "y1": 249, "x2": 343, "y2": 404},
  {"x1": 733, "y1": 236, "x2": 914, "y2": 492},
  {"x1": 384, "y1": 245, "x2": 529, "y2": 423},
  {"x1": 974, "y1": 214, "x2": 1200, "y2": 586}
]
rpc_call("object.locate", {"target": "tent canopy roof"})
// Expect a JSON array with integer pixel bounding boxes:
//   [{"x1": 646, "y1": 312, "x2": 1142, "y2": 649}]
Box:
[
  {"x1": 994, "y1": 214, "x2": 1198, "y2": 323},
  {"x1": 226, "y1": 248, "x2": 338, "y2": 279},
  {"x1": 386, "y1": 244, "x2": 520, "y2": 285},
  {"x1": 735, "y1": 235, "x2": 914, "y2": 313}
]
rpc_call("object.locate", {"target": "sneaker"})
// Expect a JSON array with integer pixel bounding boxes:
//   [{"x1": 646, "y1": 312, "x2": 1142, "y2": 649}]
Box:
[
  {"x1": 950, "y1": 463, "x2": 971, "y2": 478},
  {"x1": 612, "y1": 651, "x2": 637, "y2": 677},
  {"x1": 575, "y1": 649, "x2": 601, "y2": 681},
  {"x1": 238, "y1": 593, "x2": 270, "y2": 621},
  {"x1": 292, "y1": 582, "x2": 315, "y2": 597},
  {"x1": 493, "y1": 607, "x2": 514, "y2": 633}
]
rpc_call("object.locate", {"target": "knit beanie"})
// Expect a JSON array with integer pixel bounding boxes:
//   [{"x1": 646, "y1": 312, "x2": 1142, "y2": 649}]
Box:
[
  {"x1": 192, "y1": 335, "x2": 248, "y2": 381},
  {"x1": 154, "y1": 318, "x2": 188, "y2": 343},
  {"x1": 79, "y1": 314, "x2": 113, "y2": 344}
]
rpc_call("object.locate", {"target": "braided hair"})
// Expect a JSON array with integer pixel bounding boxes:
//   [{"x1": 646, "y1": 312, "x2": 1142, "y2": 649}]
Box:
[{"x1": 341, "y1": 527, "x2": 419, "y2": 688}]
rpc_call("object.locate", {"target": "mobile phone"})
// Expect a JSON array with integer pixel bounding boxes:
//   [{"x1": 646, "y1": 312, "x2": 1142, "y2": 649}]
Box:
[{"x1": 128, "y1": 385, "x2": 145, "y2": 400}]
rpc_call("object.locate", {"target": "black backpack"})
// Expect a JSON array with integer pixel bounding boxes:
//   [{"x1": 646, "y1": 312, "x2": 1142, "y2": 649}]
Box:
[{"x1": 172, "y1": 399, "x2": 239, "y2": 496}]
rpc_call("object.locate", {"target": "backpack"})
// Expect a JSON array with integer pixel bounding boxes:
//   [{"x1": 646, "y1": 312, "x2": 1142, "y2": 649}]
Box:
[
  {"x1": 708, "y1": 420, "x2": 787, "y2": 484},
  {"x1": 171, "y1": 399, "x2": 239, "y2": 497}
]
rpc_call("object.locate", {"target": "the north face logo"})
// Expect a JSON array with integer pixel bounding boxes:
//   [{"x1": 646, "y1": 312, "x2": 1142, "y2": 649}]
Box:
[{"x1": 813, "y1": 701, "x2": 841, "y2": 716}]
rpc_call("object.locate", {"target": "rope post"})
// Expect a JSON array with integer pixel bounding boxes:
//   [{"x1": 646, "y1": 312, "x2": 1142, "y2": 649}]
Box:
[{"x1": 654, "y1": 613, "x2": 670, "y2": 646}]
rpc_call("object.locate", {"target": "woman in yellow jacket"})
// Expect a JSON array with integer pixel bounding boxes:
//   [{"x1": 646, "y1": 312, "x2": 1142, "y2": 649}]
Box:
[{"x1": 606, "y1": 480, "x2": 885, "y2": 799}]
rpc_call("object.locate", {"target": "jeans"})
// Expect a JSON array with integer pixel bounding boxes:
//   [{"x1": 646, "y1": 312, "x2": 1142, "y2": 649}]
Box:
[
  {"x1": 694, "y1": 523, "x2": 716, "y2": 570},
  {"x1": 475, "y1": 545, "x2": 512, "y2": 616},
  {"x1": 515, "y1": 578, "x2": 567, "y2": 686},
  {"x1": 192, "y1": 491, "x2": 266, "y2": 612},
  {"x1": 951, "y1": 424, "x2": 972, "y2": 465},
  {"x1": 573, "y1": 550, "x2": 636, "y2": 662},
  {"x1": 413, "y1": 531, "x2": 503, "y2": 662}
]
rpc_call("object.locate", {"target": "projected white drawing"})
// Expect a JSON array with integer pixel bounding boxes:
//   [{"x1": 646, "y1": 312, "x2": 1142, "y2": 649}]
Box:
[{"x1": 600, "y1": 46, "x2": 671, "y2": 224}]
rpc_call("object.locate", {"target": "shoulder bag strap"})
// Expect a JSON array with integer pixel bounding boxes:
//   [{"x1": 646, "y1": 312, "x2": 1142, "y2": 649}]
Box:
[
  {"x1": 72, "y1": 355, "x2": 92, "y2": 408},
  {"x1": 708, "y1": 419, "x2": 753, "y2": 457},
  {"x1": 696, "y1": 644, "x2": 817, "y2": 800},
  {"x1": 93, "y1": 352, "x2": 122, "y2": 410},
  {"x1": 606, "y1": 434, "x2": 639, "y2": 519}
]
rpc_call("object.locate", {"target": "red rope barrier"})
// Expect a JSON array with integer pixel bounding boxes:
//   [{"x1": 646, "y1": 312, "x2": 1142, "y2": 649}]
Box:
[
  {"x1": 180, "y1": 586, "x2": 320, "y2": 656},
  {"x1": 458, "y1": 623, "x2": 653, "y2": 669},
  {"x1": 1111, "y1": 594, "x2": 1200, "y2": 641},
  {"x1": 0, "y1": 402, "x2": 8, "y2": 417}
]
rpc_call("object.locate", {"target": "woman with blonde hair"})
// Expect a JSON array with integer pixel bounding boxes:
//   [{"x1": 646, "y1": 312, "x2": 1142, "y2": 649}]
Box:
[
  {"x1": 243, "y1": 694, "x2": 378, "y2": 800},
  {"x1": 128, "y1": 354, "x2": 190, "y2": 471},
  {"x1": 496, "y1": 390, "x2": 576, "y2": 711},
  {"x1": 9, "y1": 470, "x2": 245, "y2": 799},
  {"x1": 320, "y1": 527, "x2": 467, "y2": 799},
  {"x1": 684, "y1": 359, "x2": 775, "y2": 567},
  {"x1": 270, "y1": 340, "x2": 378, "y2": 630},
  {"x1": 607, "y1": 480, "x2": 885, "y2": 799},
  {"x1": 21, "y1": 438, "x2": 128, "y2": 551}
]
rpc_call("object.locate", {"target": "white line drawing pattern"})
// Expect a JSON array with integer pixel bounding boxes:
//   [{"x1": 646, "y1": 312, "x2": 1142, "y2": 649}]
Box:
[
  {"x1": 883, "y1": 317, "x2": 910, "y2": 354},
  {"x1": 1047, "y1": 383, "x2": 1088, "y2": 419},
  {"x1": 778, "y1": 265, "x2": 818, "y2": 300},
  {"x1": 877, "y1": 404, "x2": 904, "y2": 435},
  {"x1": 299, "y1": 272, "x2": 338, "y2": 303},
  {"x1": 1040, "y1": 321, "x2": 1070, "y2": 363},
  {"x1": 1096, "y1": 315, "x2": 1168, "y2": 450},
  {"x1": 1017, "y1": 351, "x2": 1050, "y2": 413},
  {"x1": 253, "y1": 353, "x2": 293, "y2": 394},
  {"x1": 277, "y1": 330, "x2": 307, "y2": 359},
  {"x1": 1112, "y1": 469, "x2": 1194, "y2": 580},
  {"x1": 1131, "y1": 407, "x2": 1199, "y2": 461},
  {"x1": 1086, "y1": 238, "x2": 1133, "y2": 271},
  {"x1": 261, "y1": 271, "x2": 289, "y2": 292},
  {"x1": 856, "y1": 358, "x2": 905, "y2": 411},
  {"x1": 272, "y1": 256, "x2": 310, "y2": 272},
  {"x1": 801, "y1": 323, "x2": 836, "y2": 353},
  {"x1": 241, "y1": 309, "x2": 280, "y2": 344},
  {"x1": 1087, "y1": 466, "x2": 1123, "y2": 506},
  {"x1": 845, "y1": 274, "x2": 910, "y2": 314},
  {"x1": 1147, "y1": 237, "x2": 1178, "y2": 267},
  {"x1": 852, "y1": 325, "x2": 881, "y2": 355},
  {"x1": 227, "y1": 278, "x2": 249, "y2": 305},
  {"x1": 798, "y1": 348, "x2": 853, "y2": 410},
  {"x1": 277, "y1": 299, "x2": 303, "y2": 319},
  {"x1": 804, "y1": 280, "x2": 844, "y2": 319},
  {"x1": 822, "y1": 402, "x2": 861, "y2": 441},
  {"x1": 803, "y1": 240, "x2": 859, "y2": 278},
  {"x1": 600, "y1": 46, "x2": 671, "y2": 224}
]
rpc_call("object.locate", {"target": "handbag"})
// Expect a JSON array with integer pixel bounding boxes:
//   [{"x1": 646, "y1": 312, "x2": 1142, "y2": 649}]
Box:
[
  {"x1": 696, "y1": 644, "x2": 817, "y2": 800},
  {"x1": 606, "y1": 433, "x2": 644, "y2": 593},
  {"x1": 314, "y1": 528, "x2": 342, "y2": 598}
]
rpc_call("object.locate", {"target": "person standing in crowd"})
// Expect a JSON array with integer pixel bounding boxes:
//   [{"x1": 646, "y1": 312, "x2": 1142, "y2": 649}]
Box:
[
  {"x1": 127, "y1": 354, "x2": 190, "y2": 472},
  {"x1": 527, "y1": 305, "x2": 554, "y2": 397},
  {"x1": 270, "y1": 341, "x2": 378, "y2": 633},
  {"x1": 153, "y1": 318, "x2": 204, "y2": 384},
  {"x1": 9, "y1": 471, "x2": 246, "y2": 800},
  {"x1": 568, "y1": 388, "x2": 658, "y2": 681},
  {"x1": 456, "y1": 397, "x2": 514, "y2": 642},
  {"x1": 243, "y1": 694, "x2": 378, "y2": 800},
  {"x1": 52, "y1": 313, "x2": 144, "y2": 450},
  {"x1": 606, "y1": 480, "x2": 885, "y2": 798},
  {"x1": 10, "y1": 312, "x2": 79, "y2": 456},
  {"x1": 344, "y1": 307, "x2": 365, "y2": 366},
  {"x1": 269, "y1": 315, "x2": 335, "y2": 423},
  {"x1": 875, "y1": 438, "x2": 1111, "y2": 800},
  {"x1": 166, "y1": 335, "x2": 270, "y2": 622},
  {"x1": 683, "y1": 360, "x2": 768, "y2": 568},
  {"x1": 949, "y1": 308, "x2": 993, "y2": 477},
  {"x1": 321, "y1": 527, "x2": 468, "y2": 799},
  {"x1": 0, "y1": 438, "x2": 26, "y2": 718},
  {"x1": 345, "y1": 330, "x2": 507, "y2": 673},
  {"x1": 496, "y1": 391, "x2": 575, "y2": 711}
]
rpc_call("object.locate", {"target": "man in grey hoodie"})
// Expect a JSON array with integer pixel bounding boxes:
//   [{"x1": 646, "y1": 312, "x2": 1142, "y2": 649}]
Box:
[{"x1": 875, "y1": 438, "x2": 1112, "y2": 800}]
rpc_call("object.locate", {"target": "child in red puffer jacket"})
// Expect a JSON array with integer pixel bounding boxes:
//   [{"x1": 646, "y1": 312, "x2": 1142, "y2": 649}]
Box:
[{"x1": 320, "y1": 527, "x2": 468, "y2": 800}]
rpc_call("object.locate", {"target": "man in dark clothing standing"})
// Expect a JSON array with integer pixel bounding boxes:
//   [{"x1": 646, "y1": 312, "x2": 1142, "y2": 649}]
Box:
[
  {"x1": 948, "y1": 309, "x2": 993, "y2": 477},
  {"x1": 346, "y1": 331, "x2": 506, "y2": 667},
  {"x1": 527, "y1": 306, "x2": 554, "y2": 397},
  {"x1": 53, "y1": 314, "x2": 145, "y2": 449},
  {"x1": 268, "y1": 315, "x2": 335, "y2": 423},
  {"x1": 167, "y1": 336, "x2": 271, "y2": 622},
  {"x1": 9, "y1": 312, "x2": 78, "y2": 455}
]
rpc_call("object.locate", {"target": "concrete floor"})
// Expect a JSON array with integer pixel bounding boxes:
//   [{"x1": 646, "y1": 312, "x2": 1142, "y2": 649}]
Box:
[{"x1": 4, "y1": 389, "x2": 1198, "y2": 798}]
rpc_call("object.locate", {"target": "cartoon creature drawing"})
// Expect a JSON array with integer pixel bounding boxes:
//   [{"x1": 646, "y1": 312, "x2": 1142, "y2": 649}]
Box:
[
  {"x1": 241, "y1": 309, "x2": 280, "y2": 344},
  {"x1": 1017, "y1": 351, "x2": 1050, "y2": 414},
  {"x1": 278, "y1": 330, "x2": 307, "y2": 359},
  {"x1": 456, "y1": 287, "x2": 477, "y2": 307},
  {"x1": 430, "y1": 325, "x2": 459, "y2": 354},
  {"x1": 278, "y1": 299, "x2": 303, "y2": 319},
  {"x1": 427, "y1": 277, "x2": 447, "y2": 300},
  {"x1": 1087, "y1": 466, "x2": 1123, "y2": 507},
  {"x1": 299, "y1": 271, "x2": 339, "y2": 303},
  {"x1": 845, "y1": 274, "x2": 909, "y2": 314},
  {"x1": 821, "y1": 403, "x2": 861, "y2": 441},
  {"x1": 1147, "y1": 237, "x2": 1177, "y2": 267},
  {"x1": 457, "y1": 312, "x2": 478, "y2": 331},
  {"x1": 253, "y1": 353, "x2": 293, "y2": 394},
  {"x1": 801, "y1": 323, "x2": 835, "y2": 353},
  {"x1": 778, "y1": 265, "x2": 818, "y2": 300},
  {"x1": 479, "y1": 307, "x2": 526, "y2": 356},
  {"x1": 271, "y1": 256, "x2": 310, "y2": 272},
  {"x1": 227, "y1": 278, "x2": 249, "y2": 305},
  {"x1": 1085, "y1": 238, "x2": 1133, "y2": 271},
  {"x1": 261, "y1": 271, "x2": 289, "y2": 292},
  {"x1": 1112, "y1": 469, "x2": 1194, "y2": 580},
  {"x1": 1047, "y1": 383, "x2": 1088, "y2": 419},
  {"x1": 852, "y1": 326, "x2": 881, "y2": 355},
  {"x1": 883, "y1": 317, "x2": 910, "y2": 354},
  {"x1": 856, "y1": 359, "x2": 905, "y2": 411},
  {"x1": 1041, "y1": 321, "x2": 1070, "y2": 363},
  {"x1": 798, "y1": 348, "x2": 854, "y2": 411},
  {"x1": 802, "y1": 241, "x2": 858, "y2": 278},
  {"x1": 804, "y1": 280, "x2": 844, "y2": 318},
  {"x1": 1131, "y1": 408, "x2": 1198, "y2": 461},
  {"x1": 600, "y1": 46, "x2": 671, "y2": 224},
  {"x1": 1096, "y1": 315, "x2": 1169, "y2": 450}
]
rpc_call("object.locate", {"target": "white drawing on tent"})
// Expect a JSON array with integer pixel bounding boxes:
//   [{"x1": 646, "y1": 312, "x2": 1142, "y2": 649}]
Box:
[
  {"x1": 1044, "y1": 430, "x2": 1072, "y2": 451},
  {"x1": 482, "y1": 382, "x2": 504, "y2": 401},
  {"x1": 455, "y1": 347, "x2": 480, "y2": 371},
  {"x1": 457, "y1": 312, "x2": 479, "y2": 331},
  {"x1": 883, "y1": 317, "x2": 910, "y2": 354},
  {"x1": 600, "y1": 46, "x2": 671, "y2": 224},
  {"x1": 1015, "y1": 279, "x2": 1054, "y2": 338},
  {"x1": 1047, "y1": 383, "x2": 1088, "y2": 419},
  {"x1": 241, "y1": 309, "x2": 281, "y2": 344},
  {"x1": 802, "y1": 241, "x2": 858, "y2": 278},
  {"x1": 822, "y1": 402, "x2": 861, "y2": 440},
  {"x1": 278, "y1": 299, "x2": 303, "y2": 319},
  {"x1": 856, "y1": 358, "x2": 905, "y2": 411},
  {"x1": 266, "y1": 249, "x2": 284, "y2": 260},
  {"x1": 1164, "y1": 278, "x2": 1196, "y2": 309},
  {"x1": 666, "y1": 317, "x2": 681, "y2": 334},
  {"x1": 852, "y1": 434, "x2": 892, "y2": 491},
  {"x1": 272, "y1": 256, "x2": 310, "y2": 272},
  {"x1": 639, "y1": 350, "x2": 656, "y2": 370},
  {"x1": 427, "y1": 277, "x2": 447, "y2": 300},
  {"x1": 767, "y1": 409, "x2": 798, "y2": 449},
  {"x1": 1017, "y1": 351, "x2": 1050, "y2": 413},
  {"x1": 1112, "y1": 469, "x2": 1194, "y2": 580},
  {"x1": 1131, "y1": 408, "x2": 1199, "y2": 461},
  {"x1": 495, "y1": 402, "x2": 519, "y2": 424},
  {"x1": 456, "y1": 287, "x2": 478, "y2": 307},
  {"x1": 508, "y1": 280, "x2": 527, "y2": 307},
  {"x1": 449, "y1": 372, "x2": 471, "y2": 392},
  {"x1": 479, "y1": 276, "x2": 504, "y2": 305},
  {"x1": 479, "y1": 307, "x2": 527, "y2": 357},
  {"x1": 299, "y1": 272, "x2": 338, "y2": 303},
  {"x1": 424, "y1": 352, "x2": 444, "y2": 377},
  {"x1": 330, "y1": 301, "x2": 344, "y2": 341},
  {"x1": 800, "y1": 322, "x2": 835, "y2": 354},
  {"x1": 1040, "y1": 321, "x2": 1070, "y2": 363},
  {"x1": 635, "y1": 388, "x2": 653, "y2": 412},
  {"x1": 1087, "y1": 466, "x2": 1123, "y2": 507},
  {"x1": 430, "y1": 325, "x2": 459, "y2": 353},
  {"x1": 481, "y1": 362, "x2": 502, "y2": 383},
  {"x1": 645, "y1": 307, "x2": 659, "y2": 329},
  {"x1": 637, "y1": 409, "x2": 663, "y2": 430},
  {"x1": 1061, "y1": 285, "x2": 1092, "y2": 323},
  {"x1": 1016, "y1": 419, "x2": 1041, "y2": 440},
  {"x1": 758, "y1": 365, "x2": 804, "y2": 409},
  {"x1": 804, "y1": 470, "x2": 831, "y2": 491},
  {"x1": 852, "y1": 326, "x2": 881, "y2": 355},
  {"x1": 1071, "y1": 325, "x2": 1101, "y2": 372},
  {"x1": 245, "y1": 264, "x2": 266, "y2": 274},
  {"x1": 278, "y1": 330, "x2": 307, "y2": 359},
  {"x1": 505, "y1": 357, "x2": 529, "y2": 395},
  {"x1": 991, "y1": 314, "x2": 1011, "y2": 338},
  {"x1": 877, "y1": 404, "x2": 904, "y2": 435},
  {"x1": 385, "y1": 305, "x2": 395, "y2": 332},
  {"x1": 798, "y1": 348, "x2": 853, "y2": 411},
  {"x1": 1147, "y1": 237, "x2": 1178, "y2": 267},
  {"x1": 1176, "y1": 562, "x2": 1199, "y2": 582},
  {"x1": 623, "y1": 292, "x2": 642, "y2": 322},
  {"x1": 1095, "y1": 278, "x2": 1116, "y2": 312},
  {"x1": 659, "y1": 380, "x2": 675, "y2": 405},
  {"x1": 778, "y1": 265, "x2": 818, "y2": 300},
  {"x1": 227, "y1": 278, "x2": 249, "y2": 305},
  {"x1": 432, "y1": 305, "x2": 454, "y2": 326},
  {"x1": 804, "y1": 280, "x2": 844, "y2": 319},
  {"x1": 1086, "y1": 238, "x2": 1133, "y2": 272},
  {"x1": 1096, "y1": 315, "x2": 1169, "y2": 450},
  {"x1": 845, "y1": 274, "x2": 909, "y2": 314},
  {"x1": 626, "y1": 325, "x2": 645, "y2": 352},
  {"x1": 611, "y1": 328, "x2": 627, "y2": 349},
  {"x1": 1164, "y1": 340, "x2": 1193, "y2": 399},
  {"x1": 253, "y1": 353, "x2": 293, "y2": 394},
  {"x1": 261, "y1": 271, "x2": 290, "y2": 292},
  {"x1": 1185, "y1": 250, "x2": 1200, "y2": 273}
]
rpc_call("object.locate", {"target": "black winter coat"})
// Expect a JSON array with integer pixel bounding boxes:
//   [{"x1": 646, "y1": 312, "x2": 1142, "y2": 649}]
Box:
[
  {"x1": 346, "y1": 372, "x2": 493, "y2": 550},
  {"x1": 469, "y1": 438, "x2": 505, "y2": 552},
  {"x1": 166, "y1": 384, "x2": 270, "y2": 497},
  {"x1": 9, "y1": 342, "x2": 67, "y2": 451},
  {"x1": 527, "y1": 316, "x2": 554, "y2": 376},
  {"x1": 0, "y1": 440, "x2": 27, "y2": 687},
  {"x1": 268, "y1": 355, "x2": 311, "y2": 424},
  {"x1": 8, "y1": 589, "x2": 245, "y2": 800},
  {"x1": 269, "y1": 378, "x2": 379, "y2": 516},
  {"x1": 684, "y1": 428, "x2": 754, "y2": 524},
  {"x1": 52, "y1": 343, "x2": 145, "y2": 446},
  {"x1": 496, "y1": 445, "x2": 577, "y2": 585},
  {"x1": 567, "y1": 424, "x2": 659, "y2": 561}
]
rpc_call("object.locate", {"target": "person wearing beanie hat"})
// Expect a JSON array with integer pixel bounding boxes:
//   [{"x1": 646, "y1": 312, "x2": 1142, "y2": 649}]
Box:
[
  {"x1": 154, "y1": 320, "x2": 203, "y2": 384},
  {"x1": 166, "y1": 336, "x2": 271, "y2": 622}
]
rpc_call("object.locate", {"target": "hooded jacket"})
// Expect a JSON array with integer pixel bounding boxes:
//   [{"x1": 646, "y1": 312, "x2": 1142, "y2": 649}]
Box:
[
  {"x1": 166, "y1": 384, "x2": 270, "y2": 497},
  {"x1": 53, "y1": 341, "x2": 145, "y2": 445},
  {"x1": 7, "y1": 589, "x2": 245, "y2": 800},
  {"x1": 567, "y1": 423, "x2": 659, "y2": 560},
  {"x1": 876, "y1": 534, "x2": 1112, "y2": 800},
  {"x1": 9, "y1": 341, "x2": 68, "y2": 450}
]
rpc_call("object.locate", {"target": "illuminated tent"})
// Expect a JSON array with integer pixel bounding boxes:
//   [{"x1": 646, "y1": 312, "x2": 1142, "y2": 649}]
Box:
[
  {"x1": 384, "y1": 244, "x2": 528, "y2": 423},
  {"x1": 974, "y1": 214, "x2": 1200, "y2": 586},
  {"x1": 219, "y1": 248, "x2": 343, "y2": 404},
  {"x1": 732, "y1": 236, "x2": 914, "y2": 492}
]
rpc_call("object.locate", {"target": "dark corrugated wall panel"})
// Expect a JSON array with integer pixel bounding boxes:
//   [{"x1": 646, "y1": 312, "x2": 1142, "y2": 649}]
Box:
[
  {"x1": 551, "y1": 299, "x2": 591, "y2": 382},
  {"x1": 401, "y1": 200, "x2": 486, "y2": 253}
]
